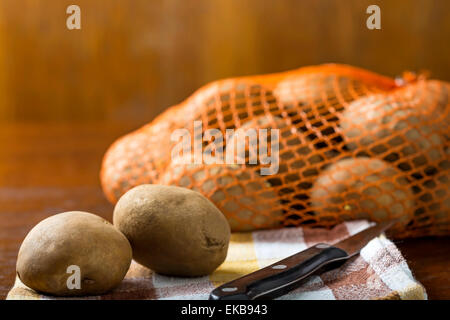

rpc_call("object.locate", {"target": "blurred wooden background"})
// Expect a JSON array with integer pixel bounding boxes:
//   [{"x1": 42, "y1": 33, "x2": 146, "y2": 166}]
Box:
[
  {"x1": 1, "y1": 1, "x2": 450, "y2": 299},
  {"x1": 0, "y1": 0, "x2": 449, "y2": 123}
]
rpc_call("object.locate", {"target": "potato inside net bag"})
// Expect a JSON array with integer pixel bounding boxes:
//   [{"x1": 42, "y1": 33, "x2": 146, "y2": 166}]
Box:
[{"x1": 100, "y1": 64, "x2": 449, "y2": 238}]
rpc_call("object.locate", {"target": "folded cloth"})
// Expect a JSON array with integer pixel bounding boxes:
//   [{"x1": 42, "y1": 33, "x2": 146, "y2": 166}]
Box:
[{"x1": 7, "y1": 220, "x2": 426, "y2": 300}]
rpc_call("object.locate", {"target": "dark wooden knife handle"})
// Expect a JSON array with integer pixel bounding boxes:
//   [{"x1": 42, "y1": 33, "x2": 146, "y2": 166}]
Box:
[{"x1": 209, "y1": 244, "x2": 348, "y2": 300}]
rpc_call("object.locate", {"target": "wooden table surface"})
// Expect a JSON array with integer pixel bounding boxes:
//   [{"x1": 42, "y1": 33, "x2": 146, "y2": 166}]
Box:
[{"x1": 0, "y1": 122, "x2": 449, "y2": 300}]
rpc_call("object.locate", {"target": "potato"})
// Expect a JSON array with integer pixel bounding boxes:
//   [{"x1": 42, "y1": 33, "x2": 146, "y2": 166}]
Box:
[
  {"x1": 272, "y1": 69, "x2": 391, "y2": 165},
  {"x1": 310, "y1": 158, "x2": 415, "y2": 227},
  {"x1": 339, "y1": 81, "x2": 450, "y2": 237},
  {"x1": 232, "y1": 115, "x2": 287, "y2": 164},
  {"x1": 159, "y1": 151, "x2": 284, "y2": 232},
  {"x1": 340, "y1": 81, "x2": 449, "y2": 159},
  {"x1": 16, "y1": 211, "x2": 132, "y2": 296},
  {"x1": 113, "y1": 184, "x2": 230, "y2": 276},
  {"x1": 223, "y1": 116, "x2": 285, "y2": 230},
  {"x1": 274, "y1": 73, "x2": 337, "y2": 104},
  {"x1": 273, "y1": 65, "x2": 395, "y2": 107}
]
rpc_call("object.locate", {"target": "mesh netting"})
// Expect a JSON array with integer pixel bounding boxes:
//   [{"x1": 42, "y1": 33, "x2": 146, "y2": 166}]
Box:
[{"x1": 100, "y1": 64, "x2": 450, "y2": 238}]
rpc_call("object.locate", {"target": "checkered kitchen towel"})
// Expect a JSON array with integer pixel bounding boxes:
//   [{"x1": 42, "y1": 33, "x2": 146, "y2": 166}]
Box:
[{"x1": 7, "y1": 220, "x2": 426, "y2": 300}]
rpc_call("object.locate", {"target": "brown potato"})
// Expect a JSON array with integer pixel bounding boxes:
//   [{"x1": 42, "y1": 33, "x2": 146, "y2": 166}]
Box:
[
  {"x1": 16, "y1": 211, "x2": 132, "y2": 296},
  {"x1": 113, "y1": 184, "x2": 230, "y2": 276},
  {"x1": 159, "y1": 150, "x2": 284, "y2": 232},
  {"x1": 274, "y1": 73, "x2": 335, "y2": 104},
  {"x1": 339, "y1": 81, "x2": 450, "y2": 237},
  {"x1": 310, "y1": 158, "x2": 415, "y2": 227},
  {"x1": 340, "y1": 81, "x2": 449, "y2": 155}
]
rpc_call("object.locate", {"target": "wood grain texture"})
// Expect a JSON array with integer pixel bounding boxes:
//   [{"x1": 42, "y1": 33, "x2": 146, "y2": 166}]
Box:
[
  {"x1": 0, "y1": 122, "x2": 449, "y2": 299},
  {"x1": 0, "y1": 0, "x2": 449, "y2": 121},
  {"x1": 396, "y1": 238, "x2": 450, "y2": 300},
  {"x1": 0, "y1": 0, "x2": 449, "y2": 300}
]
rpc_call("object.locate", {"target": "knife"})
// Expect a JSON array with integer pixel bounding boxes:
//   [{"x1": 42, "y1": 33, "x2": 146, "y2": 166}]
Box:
[{"x1": 209, "y1": 220, "x2": 395, "y2": 300}]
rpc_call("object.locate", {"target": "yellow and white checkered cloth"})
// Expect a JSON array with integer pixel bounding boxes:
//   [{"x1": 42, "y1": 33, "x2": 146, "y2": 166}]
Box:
[{"x1": 7, "y1": 220, "x2": 426, "y2": 300}]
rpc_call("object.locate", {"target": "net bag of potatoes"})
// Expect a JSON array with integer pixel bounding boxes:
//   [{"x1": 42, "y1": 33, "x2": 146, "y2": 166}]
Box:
[{"x1": 100, "y1": 64, "x2": 450, "y2": 239}]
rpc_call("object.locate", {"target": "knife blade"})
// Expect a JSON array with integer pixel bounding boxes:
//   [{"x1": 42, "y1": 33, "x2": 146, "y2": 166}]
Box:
[{"x1": 209, "y1": 220, "x2": 396, "y2": 300}]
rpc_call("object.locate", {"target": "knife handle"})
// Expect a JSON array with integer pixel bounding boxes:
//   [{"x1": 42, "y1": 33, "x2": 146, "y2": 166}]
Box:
[{"x1": 209, "y1": 244, "x2": 348, "y2": 300}]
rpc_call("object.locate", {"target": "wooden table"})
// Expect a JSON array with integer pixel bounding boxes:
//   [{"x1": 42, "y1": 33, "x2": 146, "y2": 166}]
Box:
[{"x1": 0, "y1": 122, "x2": 449, "y2": 299}]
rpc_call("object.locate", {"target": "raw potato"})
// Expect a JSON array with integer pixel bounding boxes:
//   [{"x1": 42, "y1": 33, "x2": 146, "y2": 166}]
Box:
[
  {"x1": 159, "y1": 153, "x2": 283, "y2": 232},
  {"x1": 113, "y1": 184, "x2": 230, "y2": 276},
  {"x1": 311, "y1": 158, "x2": 415, "y2": 226},
  {"x1": 272, "y1": 71, "x2": 383, "y2": 163},
  {"x1": 274, "y1": 73, "x2": 338, "y2": 104},
  {"x1": 341, "y1": 81, "x2": 449, "y2": 159},
  {"x1": 225, "y1": 116, "x2": 285, "y2": 230},
  {"x1": 16, "y1": 211, "x2": 132, "y2": 296},
  {"x1": 339, "y1": 81, "x2": 450, "y2": 237},
  {"x1": 232, "y1": 115, "x2": 287, "y2": 165}
]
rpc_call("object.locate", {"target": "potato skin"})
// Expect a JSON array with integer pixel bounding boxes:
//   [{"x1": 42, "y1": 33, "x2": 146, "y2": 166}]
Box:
[
  {"x1": 113, "y1": 184, "x2": 230, "y2": 276},
  {"x1": 311, "y1": 158, "x2": 415, "y2": 229},
  {"x1": 16, "y1": 211, "x2": 132, "y2": 296},
  {"x1": 160, "y1": 160, "x2": 283, "y2": 232}
]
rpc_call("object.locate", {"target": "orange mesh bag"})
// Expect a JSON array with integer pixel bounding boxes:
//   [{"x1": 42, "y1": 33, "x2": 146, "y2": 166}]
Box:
[{"x1": 100, "y1": 64, "x2": 450, "y2": 238}]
